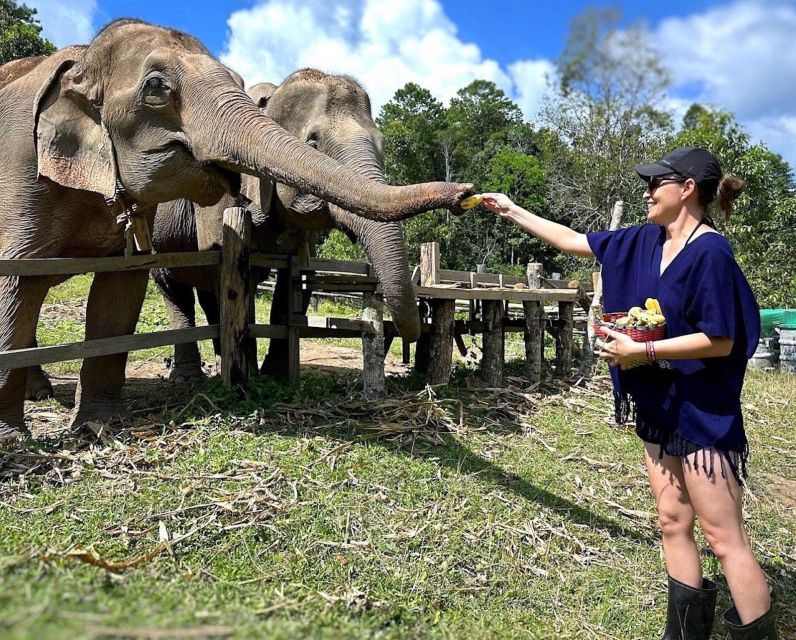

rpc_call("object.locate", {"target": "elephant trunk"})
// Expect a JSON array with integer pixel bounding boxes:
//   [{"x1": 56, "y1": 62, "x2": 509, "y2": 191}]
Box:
[
  {"x1": 330, "y1": 201, "x2": 421, "y2": 343},
  {"x1": 184, "y1": 70, "x2": 470, "y2": 222}
]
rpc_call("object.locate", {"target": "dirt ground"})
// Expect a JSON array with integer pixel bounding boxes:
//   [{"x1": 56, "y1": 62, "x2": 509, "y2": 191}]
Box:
[{"x1": 26, "y1": 342, "x2": 413, "y2": 438}]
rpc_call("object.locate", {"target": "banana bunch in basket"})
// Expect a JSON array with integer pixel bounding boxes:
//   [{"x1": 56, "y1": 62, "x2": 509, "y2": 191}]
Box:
[{"x1": 613, "y1": 298, "x2": 666, "y2": 328}]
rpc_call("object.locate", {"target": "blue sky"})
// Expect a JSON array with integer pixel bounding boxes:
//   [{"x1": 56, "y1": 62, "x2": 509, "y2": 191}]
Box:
[{"x1": 26, "y1": 0, "x2": 796, "y2": 168}]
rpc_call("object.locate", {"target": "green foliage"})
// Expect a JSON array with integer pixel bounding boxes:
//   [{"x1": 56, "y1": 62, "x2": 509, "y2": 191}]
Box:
[
  {"x1": 317, "y1": 229, "x2": 366, "y2": 263},
  {"x1": 0, "y1": 0, "x2": 55, "y2": 65},
  {"x1": 671, "y1": 105, "x2": 796, "y2": 306}
]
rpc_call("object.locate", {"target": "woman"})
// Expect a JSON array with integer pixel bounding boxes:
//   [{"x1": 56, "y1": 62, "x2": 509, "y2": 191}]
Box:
[{"x1": 481, "y1": 146, "x2": 777, "y2": 639}]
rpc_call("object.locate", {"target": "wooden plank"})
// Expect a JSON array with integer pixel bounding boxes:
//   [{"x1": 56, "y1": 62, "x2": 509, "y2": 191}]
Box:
[
  {"x1": 420, "y1": 242, "x2": 440, "y2": 286},
  {"x1": 437, "y1": 268, "x2": 524, "y2": 286},
  {"x1": 250, "y1": 253, "x2": 289, "y2": 269},
  {"x1": 304, "y1": 283, "x2": 378, "y2": 293},
  {"x1": 0, "y1": 251, "x2": 221, "y2": 276},
  {"x1": 270, "y1": 315, "x2": 376, "y2": 334},
  {"x1": 304, "y1": 274, "x2": 378, "y2": 285},
  {"x1": 308, "y1": 257, "x2": 372, "y2": 276},
  {"x1": 219, "y1": 207, "x2": 252, "y2": 388},
  {"x1": 0, "y1": 326, "x2": 218, "y2": 369},
  {"x1": 413, "y1": 286, "x2": 578, "y2": 302},
  {"x1": 248, "y1": 324, "x2": 288, "y2": 339}
]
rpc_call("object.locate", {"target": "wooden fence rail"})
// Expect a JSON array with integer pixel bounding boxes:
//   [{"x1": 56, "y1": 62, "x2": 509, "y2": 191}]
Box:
[{"x1": 0, "y1": 208, "x2": 593, "y2": 402}]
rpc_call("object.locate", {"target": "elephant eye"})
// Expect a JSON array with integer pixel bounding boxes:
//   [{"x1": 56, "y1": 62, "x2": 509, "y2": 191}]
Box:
[
  {"x1": 143, "y1": 75, "x2": 171, "y2": 106},
  {"x1": 307, "y1": 136, "x2": 319, "y2": 149}
]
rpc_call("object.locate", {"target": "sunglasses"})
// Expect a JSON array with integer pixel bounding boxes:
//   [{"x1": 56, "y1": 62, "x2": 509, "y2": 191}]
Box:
[{"x1": 646, "y1": 175, "x2": 688, "y2": 192}]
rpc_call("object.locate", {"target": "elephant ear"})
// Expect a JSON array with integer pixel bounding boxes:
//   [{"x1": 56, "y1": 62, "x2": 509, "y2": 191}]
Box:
[
  {"x1": 34, "y1": 58, "x2": 119, "y2": 200},
  {"x1": 248, "y1": 82, "x2": 278, "y2": 111},
  {"x1": 240, "y1": 173, "x2": 275, "y2": 216}
]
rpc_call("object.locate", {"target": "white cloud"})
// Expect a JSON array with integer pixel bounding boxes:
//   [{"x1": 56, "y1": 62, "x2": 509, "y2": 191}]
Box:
[
  {"x1": 508, "y1": 59, "x2": 555, "y2": 123},
  {"x1": 27, "y1": 0, "x2": 98, "y2": 48},
  {"x1": 220, "y1": 0, "x2": 543, "y2": 122},
  {"x1": 655, "y1": 0, "x2": 796, "y2": 165}
]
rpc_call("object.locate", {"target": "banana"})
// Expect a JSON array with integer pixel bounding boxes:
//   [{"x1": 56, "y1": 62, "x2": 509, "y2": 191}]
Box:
[
  {"x1": 645, "y1": 298, "x2": 662, "y2": 315},
  {"x1": 459, "y1": 194, "x2": 484, "y2": 210},
  {"x1": 628, "y1": 306, "x2": 643, "y2": 319}
]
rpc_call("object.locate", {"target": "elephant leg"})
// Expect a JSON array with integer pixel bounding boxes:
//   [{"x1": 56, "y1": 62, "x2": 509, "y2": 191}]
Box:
[
  {"x1": 71, "y1": 270, "x2": 148, "y2": 428},
  {"x1": 196, "y1": 289, "x2": 222, "y2": 372},
  {"x1": 26, "y1": 352, "x2": 53, "y2": 401},
  {"x1": 0, "y1": 276, "x2": 49, "y2": 441},
  {"x1": 152, "y1": 269, "x2": 204, "y2": 382}
]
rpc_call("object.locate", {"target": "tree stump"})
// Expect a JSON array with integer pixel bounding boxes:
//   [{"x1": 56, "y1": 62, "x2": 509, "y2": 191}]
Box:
[
  {"x1": 481, "y1": 299, "x2": 505, "y2": 387},
  {"x1": 220, "y1": 207, "x2": 252, "y2": 389}
]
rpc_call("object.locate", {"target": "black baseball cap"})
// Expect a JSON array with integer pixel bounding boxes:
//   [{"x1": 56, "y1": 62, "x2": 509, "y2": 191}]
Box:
[{"x1": 636, "y1": 146, "x2": 722, "y2": 192}]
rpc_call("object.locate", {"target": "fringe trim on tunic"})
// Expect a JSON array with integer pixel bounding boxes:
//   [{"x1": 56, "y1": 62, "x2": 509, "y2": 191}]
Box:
[{"x1": 615, "y1": 391, "x2": 749, "y2": 483}]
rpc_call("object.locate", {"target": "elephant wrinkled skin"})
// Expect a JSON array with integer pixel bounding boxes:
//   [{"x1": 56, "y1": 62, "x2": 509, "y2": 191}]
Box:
[
  {"x1": 152, "y1": 69, "x2": 422, "y2": 382},
  {"x1": 0, "y1": 20, "x2": 472, "y2": 442}
]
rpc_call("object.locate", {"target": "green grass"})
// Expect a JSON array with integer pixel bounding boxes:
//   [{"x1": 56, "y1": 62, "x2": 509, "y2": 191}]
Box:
[{"x1": 2, "y1": 276, "x2": 794, "y2": 639}]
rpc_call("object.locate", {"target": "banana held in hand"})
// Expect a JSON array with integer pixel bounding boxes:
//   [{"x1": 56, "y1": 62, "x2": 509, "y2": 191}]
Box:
[{"x1": 459, "y1": 194, "x2": 484, "y2": 210}]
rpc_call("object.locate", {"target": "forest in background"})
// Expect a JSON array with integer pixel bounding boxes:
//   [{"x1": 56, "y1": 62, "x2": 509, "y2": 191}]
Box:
[{"x1": 3, "y1": 3, "x2": 794, "y2": 307}]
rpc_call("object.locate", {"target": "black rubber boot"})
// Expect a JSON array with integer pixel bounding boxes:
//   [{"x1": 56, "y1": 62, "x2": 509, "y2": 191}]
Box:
[
  {"x1": 723, "y1": 604, "x2": 778, "y2": 639},
  {"x1": 662, "y1": 575, "x2": 717, "y2": 640}
]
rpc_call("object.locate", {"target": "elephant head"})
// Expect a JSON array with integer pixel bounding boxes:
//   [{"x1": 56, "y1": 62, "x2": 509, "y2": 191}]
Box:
[
  {"x1": 249, "y1": 70, "x2": 421, "y2": 341},
  {"x1": 34, "y1": 19, "x2": 471, "y2": 218}
]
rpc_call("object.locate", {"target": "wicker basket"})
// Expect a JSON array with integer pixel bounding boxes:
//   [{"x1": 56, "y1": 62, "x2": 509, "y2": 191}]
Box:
[{"x1": 595, "y1": 312, "x2": 666, "y2": 342}]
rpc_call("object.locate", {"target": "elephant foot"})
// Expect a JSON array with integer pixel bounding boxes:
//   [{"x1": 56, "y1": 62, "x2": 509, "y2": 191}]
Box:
[
  {"x1": 69, "y1": 402, "x2": 123, "y2": 432},
  {"x1": 260, "y1": 355, "x2": 289, "y2": 380},
  {"x1": 25, "y1": 367, "x2": 53, "y2": 401},
  {"x1": 168, "y1": 364, "x2": 205, "y2": 384}
]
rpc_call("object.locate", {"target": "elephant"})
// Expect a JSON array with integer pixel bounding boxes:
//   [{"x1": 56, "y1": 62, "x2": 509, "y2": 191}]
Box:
[
  {"x1": 0, "y1": 19, "x2": 472, "y2": 443},
  {"x1": 151, "y1": 69, "x2": 422, "y2": 381}
]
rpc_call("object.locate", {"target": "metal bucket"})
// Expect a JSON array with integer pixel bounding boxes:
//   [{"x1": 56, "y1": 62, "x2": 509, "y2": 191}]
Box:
[{"x1": 780, "y1": 328, "x2": 796, "y2": 374}]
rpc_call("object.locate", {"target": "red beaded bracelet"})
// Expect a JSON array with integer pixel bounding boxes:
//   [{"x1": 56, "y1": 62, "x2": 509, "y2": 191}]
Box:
[{"x1": 645, "y1": 341, "x2": 657, "y2": 362}]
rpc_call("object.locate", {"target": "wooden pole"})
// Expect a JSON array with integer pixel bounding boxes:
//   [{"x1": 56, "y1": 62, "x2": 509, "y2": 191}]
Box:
[
  {"x1": 420, "y1": 242, "x2": 440, "y2": 286},
  {"x1": 220, "y1": 207, "x2": 252, "y2": 389},
  {"x1": 522, "y1": 301, "x2": 543, "y2": 384},
  {"x1": 426, "y1": 299, "x2": 456, "y2": 385},
  {"x1": 481, "y1": 300, "x2": 504, "y2": 387},
  {"x1": 526, "y1": 262, "x2": 543, "y2": 289},
  {"x1": 287, "y1": 254, "x2": 302, "y2": 382},
  {"x1": 555, "y1": 301, "x2": 574, "y2": 378},
  {"x1": 362, "y1": 292, "x2": 385, "y2": 397}
]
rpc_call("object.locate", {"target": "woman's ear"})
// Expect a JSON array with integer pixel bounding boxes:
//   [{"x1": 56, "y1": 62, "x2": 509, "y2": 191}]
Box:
[{"x1": 34, "y1": 57, "x2": 119, "y2": 200}]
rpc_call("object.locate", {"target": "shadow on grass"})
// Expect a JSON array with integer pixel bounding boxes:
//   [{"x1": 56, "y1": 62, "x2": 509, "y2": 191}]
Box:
[{"x1": 0, "y1": 365, "x2": 680, "y2": 551}]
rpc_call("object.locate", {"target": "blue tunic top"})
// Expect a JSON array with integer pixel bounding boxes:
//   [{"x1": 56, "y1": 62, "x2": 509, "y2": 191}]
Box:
[{"x1": 586, "y1": 224, "x2": 760, "y2": 457}]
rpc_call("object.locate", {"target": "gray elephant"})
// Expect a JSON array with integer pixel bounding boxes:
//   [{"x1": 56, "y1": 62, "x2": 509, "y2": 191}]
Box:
[
  {"x1": 0, "y1": 19, "x2": 472, "y2": 443},
  {"x1": 150, "y1": 69, "x2": 421, "y2": 381}
]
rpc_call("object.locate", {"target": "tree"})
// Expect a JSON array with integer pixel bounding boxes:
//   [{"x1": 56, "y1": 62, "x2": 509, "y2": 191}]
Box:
[
  {"x1": 0, "y1": 0, "x2": 55, "y2": 65},
  {"x1": 672, "y1": 105, "x2": 796, "y2": 307},
  {"x1": 540, "y1": 9, "x2": 673, "y2": 233}
]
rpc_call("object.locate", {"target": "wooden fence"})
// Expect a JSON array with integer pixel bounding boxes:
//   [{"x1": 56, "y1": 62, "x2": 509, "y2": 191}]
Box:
[{"x1": 0, "y1": 207, "x2": 596, "y2": 400}]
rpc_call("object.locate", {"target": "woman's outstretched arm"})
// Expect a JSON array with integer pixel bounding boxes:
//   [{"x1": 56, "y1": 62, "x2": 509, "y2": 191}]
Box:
[{"x1": 481, "y1": 193, "x2": 595, "y2": 257}]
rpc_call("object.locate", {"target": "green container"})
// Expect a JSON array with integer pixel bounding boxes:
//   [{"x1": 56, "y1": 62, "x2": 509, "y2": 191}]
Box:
[
  {"x1": 760, "y1": 309, "x2": 783, "y2": 335},
  {"x1": 781, "y1": 309, "x2": 796, "y2": 330}
]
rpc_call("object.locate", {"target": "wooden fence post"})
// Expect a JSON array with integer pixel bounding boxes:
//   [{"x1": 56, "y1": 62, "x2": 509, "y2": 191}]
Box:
[
  {"x1": 555, "y1": 301, "x2": 574, "y2": 378},
  {"x1": 522, "y1": 301, "x2": 543, "y2": 384},
  {"x1": 526, "y1": 262, "x2": 543, "y2": 289},
  {"x1": 427, "y1": 299, "x2": 456, "y2": 385},
  {"x1": 287, "y1": 254, "x2": 302, "y2": 382},
  {"x1": 481, "y1": 300, "x2": 504, "y2": 387},
  {"x1": 362, "y1": 292, "x2": 385, "y2": 397},
  {"x1": 220, "y1": 207, "x2": 252, "y2": 388},
  {"x1": 420, "y1": 242, "x2": 440, "y2": 286}
]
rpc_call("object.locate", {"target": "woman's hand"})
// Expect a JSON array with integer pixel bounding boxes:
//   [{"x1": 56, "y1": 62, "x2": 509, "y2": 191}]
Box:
[
  {"x1": 481, "y1": 193, "x2": 515, "y2": 218},
  {"x1": 595, "y1": 327, "x2": 647, "y2": 370}
]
